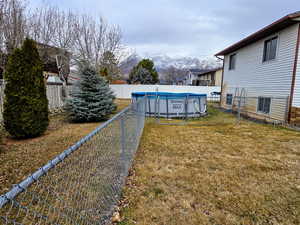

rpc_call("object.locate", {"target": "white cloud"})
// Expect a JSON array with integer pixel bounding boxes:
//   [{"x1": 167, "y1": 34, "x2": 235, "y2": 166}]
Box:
[{"x1": 28, "y1": 0, "x2": 300, "y2": 58}]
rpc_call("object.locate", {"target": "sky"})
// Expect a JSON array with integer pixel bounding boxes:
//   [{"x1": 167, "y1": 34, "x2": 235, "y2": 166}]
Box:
[{"x1": 29, "y1": 0, "x2": 300, "y2": 59}]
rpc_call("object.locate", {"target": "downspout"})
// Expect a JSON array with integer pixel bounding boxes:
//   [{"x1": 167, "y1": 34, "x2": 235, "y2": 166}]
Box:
[
  {"x1": 215, "y1": 56, "x2": 225, "y2": 107},
  {"x1": 288, "y1": 23, "x2": 300, "y2": 123}
]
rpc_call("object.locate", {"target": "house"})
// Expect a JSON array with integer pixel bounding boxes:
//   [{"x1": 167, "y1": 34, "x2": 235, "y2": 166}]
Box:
[
  {"x1": 0, "y1": 42, "x2": 71, "y2": 85},
  {"x1": 111, "y1": 80, "x2": 127, "y2": 84},
  {"x1": 184, "y1": 69, "x2": 204, "y2": 85},
  {"x1": 183, "y1": 68, "x2": 223, "y2": 86},
  {"x1": 36, "y1": 43, "x2": 71, "y2": 84},
  {"x1": 196, "y1": 68, "x2": 223, "y2": 86},
  {"x1": 215, "y1": 11, "x2": 300, "y2": 125}
]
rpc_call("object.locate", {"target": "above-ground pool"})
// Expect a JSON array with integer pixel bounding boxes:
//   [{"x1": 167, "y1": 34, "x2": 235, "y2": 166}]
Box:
[{"x1": 132, "y1": 92, "x2": 207, "y2": 118}]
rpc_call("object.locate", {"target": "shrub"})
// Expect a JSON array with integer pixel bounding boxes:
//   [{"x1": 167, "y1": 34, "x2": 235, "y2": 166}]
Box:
[
  {"x1": 3, "y1": 38, "x2": 49, "y2": 139},
  {"x1": 66, "y1": 63, "x2": 116, "y2": 122}
]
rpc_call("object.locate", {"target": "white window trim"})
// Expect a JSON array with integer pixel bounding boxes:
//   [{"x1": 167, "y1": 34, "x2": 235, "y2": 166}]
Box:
[
  {"x1": 256, "y1": 97, "x2": 272, "y2": 115},
  {"x1": 262, "y1": 34, "x2": 280, "y2": 64},
  {"x1": 228, "y1": 53, "x2": 237, "y2": 71}
]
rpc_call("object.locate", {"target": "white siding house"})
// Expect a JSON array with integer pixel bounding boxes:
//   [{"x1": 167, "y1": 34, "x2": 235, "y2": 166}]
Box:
[
  {"x1": 216, "y1": 12, "x2": 300, "y2": 125},
  {"x1": 184, "y1": 69, "x2": 203, "y2": 85}
]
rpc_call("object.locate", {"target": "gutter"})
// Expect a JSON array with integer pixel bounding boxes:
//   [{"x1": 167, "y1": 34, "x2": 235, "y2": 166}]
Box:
[
  {"x1": 215, "y1": 56, "x2": 224, "y2": 61},
  {"x1": 288, "y1": 23, "x2": 300, "y2": 123}
]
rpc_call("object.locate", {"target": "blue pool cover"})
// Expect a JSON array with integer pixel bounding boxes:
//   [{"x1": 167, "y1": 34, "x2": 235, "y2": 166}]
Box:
[{"x1": 132, "y1": 92, "x2": 207, "y2": 99}]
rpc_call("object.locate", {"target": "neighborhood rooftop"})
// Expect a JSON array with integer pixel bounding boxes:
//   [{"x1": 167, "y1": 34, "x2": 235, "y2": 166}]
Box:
[
  {"x1": 198, "y1": 67, "x2": 222, "y2": 76},
  {"x1": 215, "y1": 11, "x2": 300, "y2": 56}
]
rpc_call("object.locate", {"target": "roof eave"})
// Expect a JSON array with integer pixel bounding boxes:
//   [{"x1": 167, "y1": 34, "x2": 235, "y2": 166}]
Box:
[{"x1": 215, "y1": 12, "x2": 300, "y2": 56}]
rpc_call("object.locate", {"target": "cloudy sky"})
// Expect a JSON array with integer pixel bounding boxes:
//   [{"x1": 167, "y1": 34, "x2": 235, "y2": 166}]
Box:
[{"x1": 30, "y1": 0, "x2": 299, "y2": 58}]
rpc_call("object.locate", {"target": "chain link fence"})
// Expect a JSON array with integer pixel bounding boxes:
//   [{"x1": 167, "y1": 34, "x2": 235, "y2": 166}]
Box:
[{"x1": 0, "y1": 97, "x2": 146, "y2": 225}]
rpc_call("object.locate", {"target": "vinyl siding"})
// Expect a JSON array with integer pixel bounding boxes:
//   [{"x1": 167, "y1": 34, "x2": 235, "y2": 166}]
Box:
[
  {"x1": 215, "y1": 69, "x2": 223, "y2": 86},
  {"x1": 222, "y1": 23, "x2": 299, "y2": 120}
]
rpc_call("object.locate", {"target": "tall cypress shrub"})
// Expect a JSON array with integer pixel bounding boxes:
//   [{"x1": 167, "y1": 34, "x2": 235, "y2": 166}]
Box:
[
  {"x1": 3, "y1": 38, "x2": 49, "y2": 139},
  {"x1": 66, "y1": 63, "x2": 116, "y2": 122}
]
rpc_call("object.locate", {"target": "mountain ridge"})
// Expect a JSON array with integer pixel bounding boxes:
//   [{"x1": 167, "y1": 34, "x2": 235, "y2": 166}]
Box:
[{"x1": 119, "y1": 54, "x2": 222, "y2": 76}]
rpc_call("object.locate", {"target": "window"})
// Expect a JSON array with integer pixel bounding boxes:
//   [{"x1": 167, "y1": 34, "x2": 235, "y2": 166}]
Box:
[
  {"x1": 257, "y1": 97, "x2": 271, "y2": 114},
  {"x1": 226, "y1": 94, "x2": 233, "y2": 105},
  {"x1": 229, "y1": 54, "x2": 236, "y2": 70},
  {"x1": 263, "y1": 37, "x2": 278, "y2": 62}
]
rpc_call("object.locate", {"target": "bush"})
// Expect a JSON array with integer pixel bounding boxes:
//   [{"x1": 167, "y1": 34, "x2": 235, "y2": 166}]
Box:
[
  {"x1": 66, "y1": 63, "x2": 116, "y2": 122},
  {"x1": 3, "y1": 38, "x2": 49, "y2": 139}
]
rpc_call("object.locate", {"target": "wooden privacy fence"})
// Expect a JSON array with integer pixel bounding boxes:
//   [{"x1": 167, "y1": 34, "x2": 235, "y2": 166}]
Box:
[
  {"x1": 0, "y1": 84, "x2": 70, "y2": 121},
  {"x1": 46, "y1": 85, "x2": 70, "y2": 111}
]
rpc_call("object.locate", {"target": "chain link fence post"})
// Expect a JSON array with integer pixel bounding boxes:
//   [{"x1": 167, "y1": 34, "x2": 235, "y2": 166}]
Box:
[{"x1": 0, "y1": 98, "x2": 146, "y2": 225}]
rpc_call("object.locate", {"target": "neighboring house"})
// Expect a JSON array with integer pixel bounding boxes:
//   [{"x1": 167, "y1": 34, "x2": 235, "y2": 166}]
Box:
[
  {"x1": 0, "y1": 42, "x2": 71, "y2": 85},
  {"x1": 47, "y1": 75, "x2": 79, "y2": 85},
  {"x1": 215, "y1": 11, "x2": 300, "y2": 125},
  {"x1": 196, "y1": 68, "x2": 223, "y2": 86},
  {"x1": 37, "y1": 43, "x2": 71, "y2": 84},
  {"x1": 184, "y1": 68, "x2": 222, "y2": 86},
  {"x1": 184, "y1": 69, "x2": 203, "y2": 85},
  {"x1": 111, "y1": 80, "x2": 127, "y2": 84}
]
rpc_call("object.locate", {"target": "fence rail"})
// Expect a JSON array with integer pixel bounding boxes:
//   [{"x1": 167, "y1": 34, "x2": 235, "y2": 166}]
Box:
[
  {"x1": 110, "y1": 84, "x2": 221, "y2": 99},
  {"x1": 0, "y1": 98, "x2": 146, "y2": 225}
]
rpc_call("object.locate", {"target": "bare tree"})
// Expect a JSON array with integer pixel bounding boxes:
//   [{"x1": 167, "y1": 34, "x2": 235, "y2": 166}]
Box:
[
  {"x1": 164, "y1": 66, "x2": 188, "y2": 85},
  {"x1": 0, "y1": 1, "x2": 124, "y2": 86},
  {"x1": 72, "y1": 15, "x2": 122, "y2": 68},
  {"x1": 28, "y1": 6, "x2": 75, "y2": 86},
  {"x1": 0, "y1": 0, "x2": 28, "y2": 69},
  {"x1": 29, "y1": 5, "x2": 123, "y2": 80}
]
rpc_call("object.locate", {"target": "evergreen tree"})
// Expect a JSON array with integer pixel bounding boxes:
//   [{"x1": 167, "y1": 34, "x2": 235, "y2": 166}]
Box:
[
  {"x1": 130, "y1": 67, "x2": 153, "y2": 84},
  {"x1": 99, "y1": 51, "x2": 120, "y2": 82},
  {"x1": 129, "y1": 59, "x2": 159, "y2": 84},
  {"x1": 66, "y1": 63, "x2": 116, "y2": 122},
  {"x1": 3, "y1": 38, "x2": 49, "y2": 139}
]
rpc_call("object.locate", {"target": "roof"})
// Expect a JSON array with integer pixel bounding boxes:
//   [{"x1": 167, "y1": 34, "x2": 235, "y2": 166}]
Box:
[
  {"x1": 215, "y1": 11, "x2": 300, "y2": 56},
  {"x1": 37, "y1": 42, "x2": 70, "y2": 55},
  {"x1": 198, "y1": 68, "x2": 222, "y2": 76},
  {"x1": 189, "y1": 69, "x2": 204, "y2": 73},
  {"x1": 111, "y1": 80, "x2": 127, "y2": 84}
]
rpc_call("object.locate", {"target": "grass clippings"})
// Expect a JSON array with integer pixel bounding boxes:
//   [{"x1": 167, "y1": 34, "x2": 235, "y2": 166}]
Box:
[{"x1": 119, "y1": 107, "x2": 300, "y2": 225}]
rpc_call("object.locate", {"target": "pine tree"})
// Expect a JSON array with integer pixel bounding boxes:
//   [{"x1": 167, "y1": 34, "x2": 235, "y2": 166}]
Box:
[
  {"x1": 99, "y1": 51, "x2": 120, "y2": 82},
  {"x1": 3, "y1": 38, "x2": 49, "y2": 139},
  {"x1": 129, "y1": 59, "x2": 159, "y2": 84},
  {"x1": 130, "y1": 67, "x2": 153, "y2": 84},
  {"x1": 66, "y1": 63, "x2": 116, "y2": 122}
]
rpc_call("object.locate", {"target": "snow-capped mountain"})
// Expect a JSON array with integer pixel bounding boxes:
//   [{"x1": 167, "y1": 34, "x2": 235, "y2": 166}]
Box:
[
  {"x1": 119, "y1": 53, "x2": 222, "y2": 76},
  {"x1": 149, "y1": 54, "x2": 222, "y2": 70}
]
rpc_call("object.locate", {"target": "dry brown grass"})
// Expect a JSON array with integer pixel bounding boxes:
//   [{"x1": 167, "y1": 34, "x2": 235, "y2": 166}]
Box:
[
  {"x1": 0, "y1": 99, "x2": 130, "y2": 194},
  {"x1": 119, "y1": 107, "x2": 300, "y2": 225}
]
